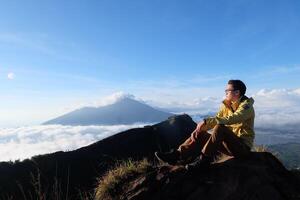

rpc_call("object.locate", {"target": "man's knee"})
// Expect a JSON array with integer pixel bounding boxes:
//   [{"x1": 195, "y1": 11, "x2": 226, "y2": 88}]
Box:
[{"x1": 191, "y1": 130, "x2": 205, "y2": 140}]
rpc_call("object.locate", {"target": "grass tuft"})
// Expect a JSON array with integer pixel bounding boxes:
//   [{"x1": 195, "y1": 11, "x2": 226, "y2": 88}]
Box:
[
  {"x1": 95, "y1": 158, "x2": 152, "y2": 200},
  {"x1": 253, "y1": 145, "x2": 269, "y2": 152}
]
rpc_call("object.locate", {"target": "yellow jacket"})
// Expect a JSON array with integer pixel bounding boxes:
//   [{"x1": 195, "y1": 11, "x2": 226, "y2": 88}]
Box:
[{"x1": 203, "y1": 95, "x2": 255, "y2": 148}]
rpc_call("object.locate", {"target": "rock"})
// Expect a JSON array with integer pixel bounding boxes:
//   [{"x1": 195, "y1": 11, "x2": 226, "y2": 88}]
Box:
[{"x1": 119, "y1": 152, "x2": 300, "y2": 200}]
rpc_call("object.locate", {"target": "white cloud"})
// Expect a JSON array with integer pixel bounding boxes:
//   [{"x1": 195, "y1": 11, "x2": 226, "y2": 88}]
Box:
[
  {"x1": 148, "y1": 96, "x2": 222, "y2": 115},
  {"x1": 61, "y1": 92, "x2": 143, "y2": 112},
  {"x1": 7, "y1": 72, "x2": 15, "y2": 80},
  {"x1": 62, "y1": 91, "x2": 158, "y2": 115},
  {"x1": 253, "y1": 88, "x2": 300, "y2": 108},
  {"x1": 0, "y1": 123, "x2": 151, "y2": 162},
  {"x1": 250, "y1": 88, "x2": 300, "y2": 127},
  {"x1": 91, "y1": 91, "x2": 137, "y2": 107}
]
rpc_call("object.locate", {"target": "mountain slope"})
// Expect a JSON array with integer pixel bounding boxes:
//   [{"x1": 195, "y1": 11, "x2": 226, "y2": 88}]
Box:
[
  {"x1": 43, "y1": 97, "x2": 173, "y2": 125},
  {"x1": 98, "y1": 152, "x2": 300, "y2": 200}
]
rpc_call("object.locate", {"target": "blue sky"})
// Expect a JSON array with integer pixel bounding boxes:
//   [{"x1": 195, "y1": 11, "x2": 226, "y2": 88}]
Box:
[{"x1": 1, "y1": 0, "x2": 300, "y2": 126}]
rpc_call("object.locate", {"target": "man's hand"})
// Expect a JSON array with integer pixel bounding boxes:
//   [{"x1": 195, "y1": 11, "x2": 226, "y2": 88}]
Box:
[
  {"x1": 224, "y1": 98, "x2": 231, "y2": 107},
  {"x1": 196, "y1": 121, "x2": 206, "y2": 133},
  {"x1": 191, "y1": 121, "x2": 206, "y2": 141}
]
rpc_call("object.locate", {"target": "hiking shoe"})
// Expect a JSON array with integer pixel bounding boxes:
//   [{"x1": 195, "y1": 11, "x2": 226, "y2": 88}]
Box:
[
  {"x1": 155, "y1": 149, "x2": 180, "y2": 165},
  {"x1": 185, "y1": 153, "x2": 212, "y2": 171}
]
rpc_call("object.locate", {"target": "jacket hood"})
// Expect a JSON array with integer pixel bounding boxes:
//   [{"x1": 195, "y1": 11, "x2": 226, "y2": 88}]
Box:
[{"x1": 243, "y1": 97, "x2": 254, "y2": 106}]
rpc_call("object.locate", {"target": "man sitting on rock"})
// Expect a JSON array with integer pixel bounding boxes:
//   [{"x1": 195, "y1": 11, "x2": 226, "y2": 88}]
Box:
[{"x1": 155, "y1": 80, "x2": 255, "y2": 170}]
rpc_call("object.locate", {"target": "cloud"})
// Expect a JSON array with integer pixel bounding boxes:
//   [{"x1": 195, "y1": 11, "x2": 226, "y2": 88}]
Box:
[
  {"x1": 7, "y1": 72, "x2": 15, "y2": 80},
  {"x1": 60, "y1": 91, "x2": 152, "y2": 114},
  {"x1": 0, "y1": 123, "x2": 151, "y2": 162},
  {"x1": 149, "y1": 96, "x2": 222, "y2": 115},
  {"x1": 252, "y1": 88, "x2": 300, "y2": 109},
  {"x1": 62, "y1": 92, "x2": 140, "y2": 112},
  {"x1": 91, "y1": 91, "x2": 138, "y2": 107},
  {"x1": 251, "y1": 88, "x2": 300, "y2": 127}
]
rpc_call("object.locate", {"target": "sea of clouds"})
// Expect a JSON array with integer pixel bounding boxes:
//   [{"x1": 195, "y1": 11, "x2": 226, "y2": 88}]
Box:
[
  {"x1": 0, "y1": 88, "x2": 300, "y2": 162},
  {"x1": 0, "y1": 123, "x2": 151, "y2": 162}
]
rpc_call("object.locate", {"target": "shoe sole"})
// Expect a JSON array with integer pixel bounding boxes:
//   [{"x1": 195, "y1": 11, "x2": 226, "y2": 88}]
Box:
[
  {"x1": 154, "y1": 152, "x2": 176, "y2": 165},
  {"x1": 185, "y1": 163, "x2": 210, "y2": 171}
]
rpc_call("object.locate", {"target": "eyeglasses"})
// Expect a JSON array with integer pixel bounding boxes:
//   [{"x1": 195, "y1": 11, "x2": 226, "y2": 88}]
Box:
[{"x1": 225, "y1": 89, "x2": 236, "y2": 93}]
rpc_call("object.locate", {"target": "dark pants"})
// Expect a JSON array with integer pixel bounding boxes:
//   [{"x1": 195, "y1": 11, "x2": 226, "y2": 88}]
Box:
[{"x1": 177, "y1": 124, "x2": 251, "y2": 159}]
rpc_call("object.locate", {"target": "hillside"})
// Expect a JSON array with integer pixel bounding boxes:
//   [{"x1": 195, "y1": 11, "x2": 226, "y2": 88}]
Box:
[{"x1": 95, "y1": 152, "x2": 300, "y2": 200}]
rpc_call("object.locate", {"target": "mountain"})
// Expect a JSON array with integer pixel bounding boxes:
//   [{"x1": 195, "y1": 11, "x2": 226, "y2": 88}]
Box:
[
  {"x1": 102, "y1": 152, "x2": 300, "y2": 200},
  {"x1": 43, "y1": 97, "x2": 174, "y2": 125},
  {"x1": 0, "y1": 114, "x2": 196, "y2": 199}
]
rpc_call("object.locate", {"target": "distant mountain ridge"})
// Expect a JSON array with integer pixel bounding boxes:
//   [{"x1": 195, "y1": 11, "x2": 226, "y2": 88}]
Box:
[
  {"x1": 43, "y1": 97, "x2": 174, "y2": 125},
  {"x1": 268, "y1": 142, "x2": 300, "y2": 169}
]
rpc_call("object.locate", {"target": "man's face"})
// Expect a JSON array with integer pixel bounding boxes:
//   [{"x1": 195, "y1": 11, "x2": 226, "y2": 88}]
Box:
[{"x1": 225, "y1": 84, "x2": 240, "y2": 102}]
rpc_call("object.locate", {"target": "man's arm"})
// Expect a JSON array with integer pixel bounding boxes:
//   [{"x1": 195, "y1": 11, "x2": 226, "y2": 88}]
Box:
[
  {"x1": 205, "y1": 102, "x2": 253, "y2": 126},
  {"x1": 202, "y1": 104, "x2": 225, "y2": 130},
  {"x1": 192, "y1": 104, "x2": 225, "y2": 141}
]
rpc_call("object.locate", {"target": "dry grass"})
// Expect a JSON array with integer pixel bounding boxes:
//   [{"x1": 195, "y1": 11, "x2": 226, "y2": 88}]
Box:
[
  {"x1": 253, "y1": 145, "x2": 269, "y2": 152},
  {"x1": 2, "y1": 165, "x2": 94, "y2": 200},
  {"x1": 95, "y1": 158, "x2": 152, "y2": 200},
  {"x1": 251, "y1": 145, "x2": 282, "y2": 162}
]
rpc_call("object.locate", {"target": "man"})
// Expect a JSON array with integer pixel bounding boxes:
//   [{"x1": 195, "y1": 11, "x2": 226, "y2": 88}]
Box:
[{"x1": 155, "y1": 80, "x2": 255, "y2": 170}]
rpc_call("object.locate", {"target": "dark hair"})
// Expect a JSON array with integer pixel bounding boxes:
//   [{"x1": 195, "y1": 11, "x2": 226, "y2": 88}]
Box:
[{"x1": 228, "y1": 80, "x2": 246, "y2": 96}]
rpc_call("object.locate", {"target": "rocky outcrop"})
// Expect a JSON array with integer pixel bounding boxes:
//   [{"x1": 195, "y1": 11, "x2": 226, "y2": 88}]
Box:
[{"x1": 117, "y1": 152, "x2": 300, "y2": 200}]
